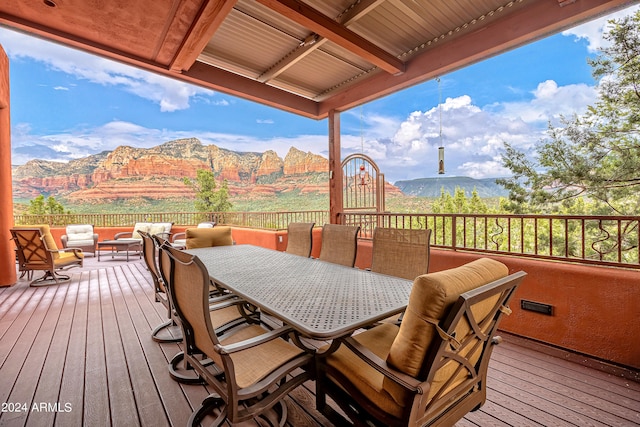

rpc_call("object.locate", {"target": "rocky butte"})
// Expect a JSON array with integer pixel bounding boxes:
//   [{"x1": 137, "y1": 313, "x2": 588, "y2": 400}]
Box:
[{"x1": 11, "y1": 138, "x2": 333, "y2": 201}]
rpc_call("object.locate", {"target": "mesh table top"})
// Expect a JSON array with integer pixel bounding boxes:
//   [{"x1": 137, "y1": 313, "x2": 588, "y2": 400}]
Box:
[{"x1": 187, "y1": 245, "x2": 413, "y2": 340}]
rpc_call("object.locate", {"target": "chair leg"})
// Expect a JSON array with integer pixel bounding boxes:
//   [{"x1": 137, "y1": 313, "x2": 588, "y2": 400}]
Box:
[
  {"x1": 151, "y1": 319, "x2": 182, "y2": 343},
  {"x1": 168, "y1": 351, "x2": 206, "y2": 384},
  {"x1": 188, "y1": 394, "x2": 226, "y2": 427},
  {"x1": 30, "y1": 270, "x2": 70, "y2": 287}
]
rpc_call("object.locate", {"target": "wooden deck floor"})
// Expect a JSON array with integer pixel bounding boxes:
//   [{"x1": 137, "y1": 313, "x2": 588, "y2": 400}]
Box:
[{"x1": 1, "y1": 261, "x2": 639, "y2": 427}]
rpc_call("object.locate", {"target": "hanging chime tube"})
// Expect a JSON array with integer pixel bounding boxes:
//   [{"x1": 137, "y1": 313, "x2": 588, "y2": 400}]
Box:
[{"x1": 438, "y1": 146, "x2": 445, "y2": 174}]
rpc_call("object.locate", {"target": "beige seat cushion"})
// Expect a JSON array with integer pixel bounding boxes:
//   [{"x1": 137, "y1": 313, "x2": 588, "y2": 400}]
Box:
[
  {"x1": 325, "y1": 323, "x2": 405, "y2": 418},
  {"x1": 186, "y1": 226, "x2": 233, "y2": 249}
]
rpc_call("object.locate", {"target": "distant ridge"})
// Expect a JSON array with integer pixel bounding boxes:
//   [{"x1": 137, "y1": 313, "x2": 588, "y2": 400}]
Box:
[{"x1": 394, "y1": 176, "x2": 508, "y2": 198}]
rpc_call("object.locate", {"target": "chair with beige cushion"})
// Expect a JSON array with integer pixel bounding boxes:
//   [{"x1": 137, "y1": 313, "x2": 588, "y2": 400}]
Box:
[
  {"x1": 11, "y1": 225, "x2": 84, "y2": 286},
  {"x1": 318, "y1": 223, "x2": 361, "y2": 267},
  {"x1": 61, "y1": 224, "x2": 99, "y2": 256},
  {"x1": 285, "y1": 222, "x2": 315, "y2": 257},
  {"x1": 317, "y1": 258, "x2": 526, "y2": 427},
  {"x1": 171, "y1": 221, "x2": 216, "y2": 248},
  {"x1": 162, "y1": 244, "x2": 313, "y2": 425},
  {"x1": 185, "y1": 226, "x2": 233, "y2": 249}
]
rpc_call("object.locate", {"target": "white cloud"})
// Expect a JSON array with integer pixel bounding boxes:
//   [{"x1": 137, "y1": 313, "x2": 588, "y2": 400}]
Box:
[
  {"x1": 354, "y1": 77, "x2": 599, "y2": 181},
  {"x1": 0, "y1": 26, "x2": 219, "y2": 112},
  {"x1": 10, "y1": 75, "x2": 597, "y2": 180},
  {"x1": 562, "y1": 4, "x2": 639, "y2": 52}
]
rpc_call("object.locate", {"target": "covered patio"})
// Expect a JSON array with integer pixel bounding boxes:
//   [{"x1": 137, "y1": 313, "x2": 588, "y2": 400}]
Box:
[
  {"x1": 1, "y1": 1, "x2": 639, "y2": 425},
  {"x1": 2, "y1": 257, "x2": 638, "y2": 426},
  {"x1": 0, "y1": 0, "x2": 637, "y2": 283}
]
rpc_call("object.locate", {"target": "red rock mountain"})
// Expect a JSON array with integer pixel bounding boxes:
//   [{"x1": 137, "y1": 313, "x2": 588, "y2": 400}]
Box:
[{"x1": 12, "y1": 138, "x2": 331, "y2": 201}]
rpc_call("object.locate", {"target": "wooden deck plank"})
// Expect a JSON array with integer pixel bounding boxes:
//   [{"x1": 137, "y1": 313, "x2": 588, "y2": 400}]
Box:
[
  {"x1": 83, "y1": 269, "x2": 111, "y2": 426},
  {"x1": 55, "y1": 270, "x2": 91, "y2": 426},
  {"x1": 113, "y1": 262, "x2": 197, "y2": 426},
  {"x1": 1, "y1": 261, "x2": 639, "y2": 427},
  {"x1": 0, "y1": 285, "x2": 57, "y2": 417},
  {"x1": 15, "y1": 284, "x2": 71, "y2": 427},
  {"x1": 1, "y1": 284, "x2": 67, "y2": 427},
  {"x1": 493, "y1": 346, "x2": 639, "y2": 424},
  {"x1": 99, "y1": 267, "x2": 141, "y2": 426},
  {"x1": 107, "y1": 264, "x2": 171, "y2": 427}
]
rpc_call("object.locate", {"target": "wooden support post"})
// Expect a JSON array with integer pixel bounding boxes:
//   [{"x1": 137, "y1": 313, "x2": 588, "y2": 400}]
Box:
[
  {"x1": 0, "y1": 45, "x2": 16, "y2": 286},
  {"x1": 328, "y1": 110, "x2": 343, "y2": 224}
]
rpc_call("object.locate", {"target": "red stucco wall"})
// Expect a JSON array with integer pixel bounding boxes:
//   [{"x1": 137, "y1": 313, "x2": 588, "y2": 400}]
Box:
[{"x1": 0, "y1": 46, "x2": 16, "y2": 286}]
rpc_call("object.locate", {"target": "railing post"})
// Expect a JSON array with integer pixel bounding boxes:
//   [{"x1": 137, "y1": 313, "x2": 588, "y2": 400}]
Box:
[{"x1": 451, "y1": 215, "x2": 457, "y2": 251}]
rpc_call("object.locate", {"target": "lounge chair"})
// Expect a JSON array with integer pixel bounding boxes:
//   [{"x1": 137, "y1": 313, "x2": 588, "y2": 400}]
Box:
[
  {"x1": 317, "y1": 258, "x2": 526, "y2": 427},
  {"x1": 61, "y1": 224, "x2": 98, "y2": 256},
  {"x1": 11, "y1": 225, "x2": 84, "y2": 286}
]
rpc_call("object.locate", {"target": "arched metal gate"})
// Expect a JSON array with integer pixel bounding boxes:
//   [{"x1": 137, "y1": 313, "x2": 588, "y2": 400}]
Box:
[{"x1": 341, "y1": 153, "x2": 385, "y2": 214}]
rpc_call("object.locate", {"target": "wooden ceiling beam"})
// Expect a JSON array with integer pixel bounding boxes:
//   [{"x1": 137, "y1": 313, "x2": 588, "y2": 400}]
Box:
[
  {"x1": 316, "y1": 0, "x2": 635, "y2": 117},
  {"x1": 255, "y1": 0, "x2": 404, "y2": 75},
  {"x1": 182, "y1": 61, "x2": 320, "y2": 118},
  {"x1": 258, "y1": 0, "x2": 387, "y2": 83},
  {"x1": 169, "y1": 0, "x2": 238, "y2": 72}
]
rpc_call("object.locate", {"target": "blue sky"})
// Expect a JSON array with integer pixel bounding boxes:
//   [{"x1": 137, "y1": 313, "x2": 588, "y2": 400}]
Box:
[{"x1": 2, "y1": 4, "x2": 638, "y2": 183}]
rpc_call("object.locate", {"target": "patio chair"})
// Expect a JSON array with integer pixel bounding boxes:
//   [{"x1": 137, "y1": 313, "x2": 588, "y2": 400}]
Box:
[
  {"x1": 370, "y1": 227, "x2": 431, "y2": 280},
  {"x1": 139, "y1": 231, "x2": 181, "y2": 344},
  {"x1": 369, "y1": 227, "x2": 432, "y2": 325},
  {"x1": 162, "y1": 245, "x2": 313, "y2": 426},
  {"x1": 11, "y1": 225, "x2": 84, "y2": 286},
  {"x1": 171, "y1": 221, "x2": 216, "y2": 248},
  {"x1": 285, "y1": 222, "x2": 315, "y2": 257},
  {"x1": 318, "y1": 223, "x2": 361, "y2": 267},
  {"x1": 61, "y1": 224, "x2": 99, "y2": 256},
  {"x1": 317, "y1": 258, "x2": 526, "y2": 427},
  {"x1": 157, "y1": 243, "x2": 255, "y2": 384}
]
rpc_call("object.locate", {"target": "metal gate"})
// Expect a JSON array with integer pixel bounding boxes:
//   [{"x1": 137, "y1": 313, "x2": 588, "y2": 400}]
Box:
[{"x1": 341, "y1": 153, "x2": 385, "y2": 213}]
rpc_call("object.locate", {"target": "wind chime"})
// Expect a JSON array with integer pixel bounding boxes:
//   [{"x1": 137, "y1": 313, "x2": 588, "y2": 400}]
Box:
[
  {"x1": 437, "y1": 77, "x2": 445, "y2": 174},
  {"x1": 358, "y1": 107, "x2": 370, "y2": 187}
]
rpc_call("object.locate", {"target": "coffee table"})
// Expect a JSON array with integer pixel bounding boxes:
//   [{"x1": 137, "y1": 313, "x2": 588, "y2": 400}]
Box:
[{"x1": 97, "y1": 239, "x2": 142, "y2": 261}]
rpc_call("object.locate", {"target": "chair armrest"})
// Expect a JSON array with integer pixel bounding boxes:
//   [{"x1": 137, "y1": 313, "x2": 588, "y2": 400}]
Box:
[
  {"x1": 215, "y1": 325, "x2": 295, "y2": 354},
  {"x1": 93, "y1": 233, "x2": 99, "y2": 243},
  {"x1": 172, "y1": 232, "x2": 186, "y2": 242},
  {"x1": 51, "y1": 247, "x2": 84, "y2": 258},
  {"x1": 114, "y1": 232, "x2": 133, "y2": 239},
  {"x1": 341, "y1": 336, "x2": 422, "y2": 392},
  {"x1": 61, "y1": 235, "x2": 69, "y2": 247}
]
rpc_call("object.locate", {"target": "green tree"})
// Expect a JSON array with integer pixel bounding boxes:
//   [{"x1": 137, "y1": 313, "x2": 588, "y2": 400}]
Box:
[
  {"x1": 498, "y1": 11, "x2": 640, "y2": 215},
  {"x1": 28, "y1": 194, "x2": 68, "y2": 214},
  {"x1": 431, "y1": 187, "x2": 489, "y2": 214},
  {"x1": 183, "y1": 169, "x2": 232, "y2": 212}
]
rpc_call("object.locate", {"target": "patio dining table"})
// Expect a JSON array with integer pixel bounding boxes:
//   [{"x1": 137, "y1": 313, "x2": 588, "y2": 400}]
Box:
[{"x1": 186, "y1": 245, "x2": 414, "y2": 341}]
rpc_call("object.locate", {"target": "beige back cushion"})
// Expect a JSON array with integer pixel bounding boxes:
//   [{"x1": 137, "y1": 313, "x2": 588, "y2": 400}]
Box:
[
  {"x1": 14, "y1": 223, "x2": 58, "y2": 252},
  {"x1": 66, "y1": 224, "x2": 94, "y2": 241},
  {"x1": 186, "y1": 226, "x2": 233, "y2": 249},
  {"x1": 387, "y1": 258, "x2": 508, "y2": 377},
  {"x1": 132, "y1": 223, "x2": 152, "y2": 239}
]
